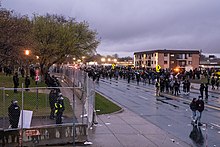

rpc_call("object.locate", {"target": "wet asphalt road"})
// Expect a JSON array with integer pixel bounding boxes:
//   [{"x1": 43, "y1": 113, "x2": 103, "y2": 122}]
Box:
[{"x1": 96, "y1": 78, "x2": 220, "y2": 147}]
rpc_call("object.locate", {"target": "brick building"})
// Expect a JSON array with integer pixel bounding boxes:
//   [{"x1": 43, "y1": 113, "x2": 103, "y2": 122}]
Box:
[{"x1": 134, "y1": 49, "x2": 200, "y2": 70}]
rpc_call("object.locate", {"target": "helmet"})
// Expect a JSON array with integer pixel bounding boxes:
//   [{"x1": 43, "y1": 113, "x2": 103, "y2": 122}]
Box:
[
  {"x1": 11, "y1": 100, "x2": 18, "y2": 104},
  {"x1": 58, "y1": 93, "x2": 62, "y2": 97}
]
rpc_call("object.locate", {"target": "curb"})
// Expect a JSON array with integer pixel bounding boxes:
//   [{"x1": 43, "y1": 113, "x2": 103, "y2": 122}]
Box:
[{"x1": 95, "y1": 91, "x2": 124, "y2": 115}]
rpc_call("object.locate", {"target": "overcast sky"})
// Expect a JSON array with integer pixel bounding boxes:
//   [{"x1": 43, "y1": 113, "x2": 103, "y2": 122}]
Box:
[{"x1": 1, "y1": 0, "x2": 220, "y2": 57}]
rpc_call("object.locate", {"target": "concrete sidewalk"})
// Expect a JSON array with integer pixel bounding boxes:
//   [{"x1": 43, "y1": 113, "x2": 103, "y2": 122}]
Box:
[{"x1": 87, "y1": 109, "x2": 190, "y2": 147}]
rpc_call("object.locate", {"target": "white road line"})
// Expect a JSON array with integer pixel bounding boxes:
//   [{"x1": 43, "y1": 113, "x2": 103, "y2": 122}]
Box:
[
  {"x1": 211, "y1": 123, "x2": 220, "y2": 128},
  {"x1": 138, "y1": 95, "x2": 149, "y2": 100}
]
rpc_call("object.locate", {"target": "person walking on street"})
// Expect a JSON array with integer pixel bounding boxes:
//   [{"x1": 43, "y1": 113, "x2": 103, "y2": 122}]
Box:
[
  {"x1": 211, "y1": 76, "x2": 215, "y2": 90},
  {"x1": 13, "y1": 72, "x2": 19, "y2": 93},
  {"x1": 155, "y1": 79, "x2": 160, "y2": 96},
  {"x1": 190, "y1": 98, "x2": 197, "y2": 125},
  {"x1": 8, "y1": 100, "x2": 20, "y2": 128},
  {"x1": 205, "y1": 83, "x2": 209, "y2": 101},
  {"x1": 216, "y1": 77, "x2": 219, "y2": 90},
  {"x1": 186, "y1": 80, "x2": 191, "y2": 95},
  {"x1": 199, "y1": 83, "x2": 205, "y2": 99},
  {"x1": 55, "y1": 94, "x2": 65, "y2": 124},
  {"x1": 196, "y1": 97, "x2": 204, "y2": 126}
]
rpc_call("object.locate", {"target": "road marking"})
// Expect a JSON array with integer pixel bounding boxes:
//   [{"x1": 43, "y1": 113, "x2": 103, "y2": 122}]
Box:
[
  {"x1": 138, "y1": 95, "x2": 149, "y2": 100},
  {"x1": 210, "y1": 123, "x2": 220, "y2": 128}
]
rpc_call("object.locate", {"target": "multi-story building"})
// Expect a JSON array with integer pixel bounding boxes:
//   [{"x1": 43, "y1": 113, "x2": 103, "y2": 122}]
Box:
[{"x1": 134, "y1": 49, "x2": 200, "y2": 70}]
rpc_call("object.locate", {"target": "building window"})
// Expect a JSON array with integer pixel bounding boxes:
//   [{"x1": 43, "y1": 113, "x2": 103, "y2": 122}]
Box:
[
  {"x1": 164, "y1": 53, "x2": 168, "y2": 57},
  {"x1": 179, "y1": 61, "x2": 186, "y2": 66},
  {"x1": 170, "y1": 54, "x2": 174, "y2": 57},
  {"x1": 188, "y1": 53, "x2": 192, "y2": 57},
  {"x1": 151, "y1": 54, "x2": 153, "y2": 57},
  {"x1": 188, "y1": 61, "x2": 192, "y2": 65},
  {"x1": 171, "y1": 61, "x2": 175, "y2": 64},
  {"x1": 152, "y1": 61, "x2": 153, "y2": 64},
  {"x1": 154, "y1": 61, "x2": 156, "y2": 64},
  {"x1": 164, "y1": 61, "x2": 168, "y2": 64},
  {"x1": 155, "y1": 54, "x2": 156, "y2": 57}
]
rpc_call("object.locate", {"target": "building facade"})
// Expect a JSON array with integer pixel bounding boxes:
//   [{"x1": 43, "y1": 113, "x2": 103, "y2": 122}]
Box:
[{"x1": 134, "y1": 49, "x2": 200, "y2": 70}]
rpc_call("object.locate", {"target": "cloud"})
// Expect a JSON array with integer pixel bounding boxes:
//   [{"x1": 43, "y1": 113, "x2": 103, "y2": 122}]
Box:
[{"x1": 2, "y1": 0, "x2": 220, "y2": 57}]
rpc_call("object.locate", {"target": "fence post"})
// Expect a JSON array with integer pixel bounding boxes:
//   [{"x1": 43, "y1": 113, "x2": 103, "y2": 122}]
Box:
[
  {"x1": 2, "y1": 87, "x2": 5, "y2": 128},
  {"x1": 72, "y1": 69, "x2": 75, "y2": 147}
]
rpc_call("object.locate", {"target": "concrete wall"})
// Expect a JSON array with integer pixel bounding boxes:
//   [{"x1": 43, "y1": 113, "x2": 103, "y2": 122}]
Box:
[{"x1": 1, "y1": 123, "x2": 87, "y2": 147}]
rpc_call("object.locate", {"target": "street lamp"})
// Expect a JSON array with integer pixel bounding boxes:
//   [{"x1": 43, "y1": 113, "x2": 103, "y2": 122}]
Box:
[
  {"x1": 101, "y1": 58, "x2": 106, "y2": 62},
  {"x1": 25, "y1": 50, "x2": 30, "y2": 56},
  {"x1": 24, "y1": 49, "x2": 30, "y2": 75}
]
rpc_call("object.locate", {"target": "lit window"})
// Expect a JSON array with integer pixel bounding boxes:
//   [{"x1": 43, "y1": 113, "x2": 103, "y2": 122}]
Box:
[
  {"x1": 171, "y1": 61, "x2": 175, "y2": 64},
  {"x1": 188, "y1": 61, "x2": 192, "y2": 65},
  {"x1": 171, "y1": 54, "x2": 174, "y2": 57}
]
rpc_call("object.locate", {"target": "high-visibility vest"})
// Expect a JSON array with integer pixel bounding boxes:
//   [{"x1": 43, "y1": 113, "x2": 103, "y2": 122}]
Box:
[{"x1": 55, "y1": 103, "x2": 63, "y2": 114}]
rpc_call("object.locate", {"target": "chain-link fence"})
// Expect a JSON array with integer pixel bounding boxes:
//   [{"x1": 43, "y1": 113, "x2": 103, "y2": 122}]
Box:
[
  {"x1": 50, "y1": 65, "x2": 96, "y2": 128},
  {"x1": 0, "y1": 86, "x2": 76, "y2": 130}
]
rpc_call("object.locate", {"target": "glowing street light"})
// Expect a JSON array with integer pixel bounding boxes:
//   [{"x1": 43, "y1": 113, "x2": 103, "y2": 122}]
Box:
[
  {"x1": 101, "y1": 58, "x2": 106, "y2": 62},
  {"x1": 36, "y1": 56, "x2": 39, "y2": 59},
  {"x1": 25, "y1": 50, "x2": 30, "y2": 56},
  {"x1": 113, "y1": 59, "x2": 117, "y2": 63},
  {"x1": 107, "y1": 58, "x2": 111, "y2": 62}
]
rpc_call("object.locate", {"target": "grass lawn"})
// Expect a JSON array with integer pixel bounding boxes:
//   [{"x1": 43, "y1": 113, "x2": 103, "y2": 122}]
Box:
[
  {"x1": 0, "y1": 90, "x2": 73, "y2": 117},
  {"x1": 0, "y1": 72, "x2": 47, "y2": 88},
  {"x1": 0, "y1": 73, "x2": 122, "y2": 117},
  {"x1": 95, "y1": 92, "x2": 122, "y2": 115}
]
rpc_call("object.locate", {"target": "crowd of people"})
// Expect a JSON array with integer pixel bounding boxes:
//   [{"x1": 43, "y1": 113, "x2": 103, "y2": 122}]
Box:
[
  {"x1": 4, "y1": 64, "x2": 220, "y2": 128},
  {"x1": 84, "y1": 66, "x2": 220, "y2": 97}
]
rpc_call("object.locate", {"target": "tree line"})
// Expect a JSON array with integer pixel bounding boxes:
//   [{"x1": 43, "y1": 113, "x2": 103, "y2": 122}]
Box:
[{"x1": 0, "y1": 8, "x2": 100, "y2": 74}]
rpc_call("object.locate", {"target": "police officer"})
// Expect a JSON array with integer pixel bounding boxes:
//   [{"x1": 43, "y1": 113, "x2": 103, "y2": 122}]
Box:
[
  {"x1": 55, "y1": 93, "x2": 65, "y2": 124},
  {"x1": 8, "y1": 100, "x2": 20, "y2": 128},
  {"x1": 13, "y1": 72, "x2": 19, "y2": 93},
  {"x1": 49, "y1": 89, "x2": 57, "y2": 119}
]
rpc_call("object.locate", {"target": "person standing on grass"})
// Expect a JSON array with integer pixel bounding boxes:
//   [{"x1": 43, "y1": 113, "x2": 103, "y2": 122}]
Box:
[
  {"x1": 13, "y1": 72, "x2": 19, "y2": 93},
  {"x1": 25, "y1": 75, "x2": 30, "y2": 91}
]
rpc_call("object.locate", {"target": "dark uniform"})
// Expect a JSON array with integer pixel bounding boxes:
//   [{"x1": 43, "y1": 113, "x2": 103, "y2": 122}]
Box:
[
  {"x1": 55, "y1": 94, "x2": 65, "y2": 124},
  {"x1": 13, "y1": 72, "x2": 19, "y2": 93},
  {"x1": 8, "y1": 100, "x2": 20, "y2": 128},
  {"x1": 25, "y1": 75, "x2": 30, "y2": 91},
  {"x1": 49, "y1": 89, "x2": 57, "y2": 119}
]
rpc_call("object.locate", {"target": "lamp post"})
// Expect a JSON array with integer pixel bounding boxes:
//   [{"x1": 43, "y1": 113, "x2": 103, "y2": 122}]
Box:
[{"x1": 24, "y1": 49, "x2": 30, "y2": 75}]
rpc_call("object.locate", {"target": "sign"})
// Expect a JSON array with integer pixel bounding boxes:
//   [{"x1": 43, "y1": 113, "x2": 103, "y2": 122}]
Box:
[
  {"x1": 156, "y1": 65, "x2": 161, "y2": 72},
  {"x1": 25, "y1": 129, "x2": 40, "y2": 137},
  {"x1": 112, "y1": 63, "x2": 116, "y2": 69},
  {"x1": 35, "y1": 75, "x2": 39, "y2": 82},
  {"x1": 18, "y1": 110, "x2": 33, "y2": 128}
]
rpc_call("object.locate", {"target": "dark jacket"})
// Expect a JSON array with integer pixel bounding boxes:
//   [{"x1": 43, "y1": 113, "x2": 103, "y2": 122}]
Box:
[
  {"x1": 196, "y1": 99, "x2": 204, "y2": 112},
  {"x1": 8, "y1": 103, "x2": 20, "y2": 128},
  {"x1": 190, "y1": 99, "x2": 197, "y2": 111}
]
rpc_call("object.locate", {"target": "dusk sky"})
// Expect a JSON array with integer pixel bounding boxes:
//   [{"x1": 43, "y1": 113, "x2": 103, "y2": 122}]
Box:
[{"x1": 1, "y1": 0, "x2": 220, "y2": 57}]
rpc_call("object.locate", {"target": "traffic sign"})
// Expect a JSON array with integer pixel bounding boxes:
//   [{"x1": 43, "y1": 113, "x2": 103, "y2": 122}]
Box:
[{"x1": 156, "y1": 65, "x2": 161, "y2": 72}]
